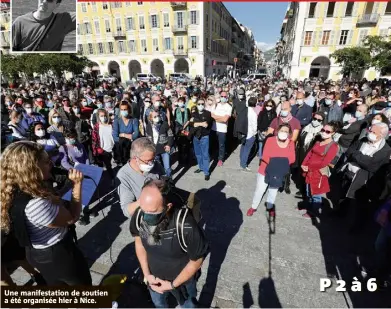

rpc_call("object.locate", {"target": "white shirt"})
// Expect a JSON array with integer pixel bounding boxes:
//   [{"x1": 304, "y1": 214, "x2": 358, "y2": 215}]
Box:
[
  {"x1": 212, "y1": 103, "x2": 232, "y2": 133},
  {"x1": 360, "y1": 139, "x2": 382, "y2": 156},
  {"x1": 247, "y1": 107, "x2": 258, "y2": 139},
  {"x1": 152, "y1": 126, "x2": 159, "y2": 144},
  {"x1": 99, "y1": 124, "x2": 114, "y2": 152}
]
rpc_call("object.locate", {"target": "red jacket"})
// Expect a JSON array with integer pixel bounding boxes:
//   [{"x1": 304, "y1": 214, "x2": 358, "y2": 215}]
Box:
[{"x1": 302, "y1": 141, "x2": 339, "y2": 195}]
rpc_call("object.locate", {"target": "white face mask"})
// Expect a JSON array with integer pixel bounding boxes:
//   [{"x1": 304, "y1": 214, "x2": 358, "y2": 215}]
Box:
[
  {"x1": 52, "y1": 117, "x2": 61, "y2": 124},
  {"x1": 278, "y1": 131, "x2": 288, "y2": 141},
  {"x1": 192, "y1": 98, "x2": 197, "y2": 102},
  {"x1": 73, "y1": 108, "x2": 80, "y2": 114},
  {"x1": 197, "y1": 105, "x2": 204, "y2": 112},
  {"x1": 265, "y1": 106, "x2": 272, "y2": 111},
  {"x1": 312, "y1": 120, "x2": 321, "y2": 127},
  {"x1": 348, "y1": 93, "x2": 353, "y2": 98},
  {"x1": 153, "y1": 116, "x2": 160, "y2": 124},
  {"x1": 97, "y1": 103, "x2": 103, "y2": 109},
  {"x1": 321, "y1": 132, "x2": 332, "y2": 140},
  {"x1": 154, "y1": 102, "x2": 160, "y2": 108},
  {"x1": 36, "y1": 129, "x2": 45, "y2": 137},
  {"x1": 99, "y1": 116, "x2": 108, "y2": 123},
  {"x1": 367, "y1": 132, "x2": 377, "y2": 142},
  {"x1": 25, "y1": 108, "x2": 33, "y2": 114},
  {"x1": 138, "y1": 158, "x2": 155, "y2": 173},
  {"x1": 296, "y1": 99, "x2": 304, "y2": 105},
  {"x1": 144, "y1": 102, "x2": 151, "y2": 108},
  {"x1": 371, "y1": 119, "x2": 382, "y2": 125}
]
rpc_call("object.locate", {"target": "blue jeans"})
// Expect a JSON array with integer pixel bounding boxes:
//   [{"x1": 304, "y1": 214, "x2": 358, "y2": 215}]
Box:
[
  {"x1": 306, "y1": 184, "x2": 322, "y2": 210},
  {"x1": 216, "y1": 132, "x2": 226, "y2": 161},
  {"x1": 149, "y1": 277, "x2": 198, "y2": 308},
  {"x1": 193, "y1": 135, "x2": 210, "y2": 176},
  {"x1": 240, "y1": 135, "x2": 256, "y2": 168},
  {"x1": 156, "y1": 152, "x2": 171, "y2": 177},
  {"x1": 258, "y1": 141, "x2": 264, "y2": 158}
]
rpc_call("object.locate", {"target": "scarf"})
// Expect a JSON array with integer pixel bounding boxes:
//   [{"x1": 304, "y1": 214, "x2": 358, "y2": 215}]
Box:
[
  {"x1": 175, "y1": 107, "x2": 189, "y2": 125},
  {"x1": 302, "y1": 123, "x2": 322, "y2": 148}
]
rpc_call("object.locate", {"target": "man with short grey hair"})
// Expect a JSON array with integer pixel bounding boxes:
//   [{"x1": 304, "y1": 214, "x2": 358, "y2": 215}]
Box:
[{"x1": 116, "y1": 137, "x2": 164, "y2": 218}]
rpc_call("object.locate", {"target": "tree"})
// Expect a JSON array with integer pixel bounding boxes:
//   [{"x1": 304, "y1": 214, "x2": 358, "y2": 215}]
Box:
[
  {"x1": 1, "y1": 55, "x2": 20, "y2": 81},
  {"x1": 330, "y1": 47, "x2": 371, "y2": 77},
  {"x1": 363, "y1": 35, "x2": 391, "y2": 75}
]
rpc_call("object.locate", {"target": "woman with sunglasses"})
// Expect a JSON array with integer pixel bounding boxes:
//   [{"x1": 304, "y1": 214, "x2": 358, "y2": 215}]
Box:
[
  {"x1": 257, "y1": 100, "x2": 277, "y2": 160},
  {"x1": 301, "y1": 122, "x2": 339, "y2": 218}
]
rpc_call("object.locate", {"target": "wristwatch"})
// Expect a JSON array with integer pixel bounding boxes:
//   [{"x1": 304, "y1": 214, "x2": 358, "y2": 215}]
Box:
[{"x1": 171, "y1": 281, "x2": 176, "y2": 290}]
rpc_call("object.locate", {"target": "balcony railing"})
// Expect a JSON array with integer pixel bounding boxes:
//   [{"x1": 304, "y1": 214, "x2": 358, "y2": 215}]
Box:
[
  {"x1": 174, "y1": 49, "x2": 187, "y2": 56},
  {"x1": 172, "y1": 25, "x2": 187, "y2": 33},
  {"x1": 113, "y1": 31, "x2": 126, "y2": 39},
  {"x1": 356, "y1": 13, "x2": 379, "y2": 27},
  {"x1": 171, "y1": 2, "x2": 186, "y2": 9}
]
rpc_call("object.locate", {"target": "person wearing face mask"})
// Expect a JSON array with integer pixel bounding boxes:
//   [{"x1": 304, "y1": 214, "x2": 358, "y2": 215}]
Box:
[
  {"x1": 116, "y1": 138, "x2": 165, "y2": 218},
  {"x1": 211, "y1": 92, "x2": 232, "y2": 167},
  {"x1": 29, "y1": 122, "x2": 60, "y2": 163},
  {"x1": 301, "y1": 122, "x2": 339, "y2": 218},
  {"x1": 21, "y1": 102, "x2": 46, "y2": 131},
  {"x1": 319, "y1": 92, "x2": 343, "y2": 123},
  {"x1": 233, "y1": 88, "x2": 246, "y2": 118},
  {"x1": 149, "y1": 95, "x2": 168, "y2": 123},
  {"x1": 342, "y1": 89, "x2": 360, "y2": 116},
  {"x1": 291, "y1": 92, "x2": 312, "y2": 127},
  {"x1": 358, "y1": 113, "x2": 390, "y2": 141},
  {"x1": 113, "y1": 101, "x2": 139, "y2": 166},
  {"x1": 145, "y1": 111, "x2": 174, "y2": 178},
  {"x1": 173, "y1": 98, "x2": 191, "y2": 165},
  {"x1": 257, "y1": 100, "x2": 277, "y2": 160},
  {"x1": 59, "y1": 129, "x2": 89, "y2": 171},
  {"x1": 189, "y1": 99, "x2": 213, "y2": 181},
  {"x1": 8, "y1": 110, "x2": 27, "y2": 140},
  {"x1": 247, "y1": 123, "x2": 296, "y2": 217},
  {"x1": 341, "y1": 123, "x2": 391, "y2": 231},
  {"x1": 187, "y1": 93, "x2": 199, "y2": 111},
  {"x1": 140, "y1": 98, "x2": 152, "y2": 136},
  {"x1": 90, "y1": 97, "x2": 104, "y2": 128},
  {"x1": 366, "y1": 88, "x2": 380, "y2": 108},
  {"x1": 47, "y1": 109, "x2": 67, "y2": 145},
  {"x1": 33, "y1": 97, "x2": 50, "y2": 120},
  {"x1": 130, "y1": 179, "x2": 208, "y2": 308}
]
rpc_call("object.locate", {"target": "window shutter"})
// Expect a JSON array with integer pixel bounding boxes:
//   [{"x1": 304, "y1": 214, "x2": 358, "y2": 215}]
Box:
[
  {"x1": 373, "y1": 2, "x2": 379, "y2": 14},
  {"x1": 329, "y1": 30, "x2": 335, "y2": 46},
  {"x1": 335, "y1": 30, "x2": 341, "y2": 45},
  {"x1": 347, "y1": 30, "x2": 353, "y2": 45},
  {"x1": 196, "y1": 36, "x2": 199, "y2": 49},
  {"x1": 157, "y1": 14, "x2": 160, "y2": 28},
  {"x1": 188, "y1": 37, "x2": 192, "y2": 49},
  {"x1": 333, "y1": 2, "x2": 339, "y2": 18},
  {"x1": 323, "y1": 3, "x2": 328, "y2": 18},
  {"x1": 314, "y1": 3, "x2": 319, "y2": 18},
  {"x1": 174, "y1": 13, "x2": 177, "y2": 27},
  {"x1": 341, "y1": 2, "x2": 347, "y2": 17},
  {"x1": 149, "y1": 15, "x2": 152, "y2": 29},
  {"x1": 352, "y1": 3, "x2": 359, "y2": 17},
  {"x1": 306, "y1": 3, "x2": 311, "y2": 18},
  {"x1": 301, "y1": 31, "x2": 305, "y2": 46},
  {"x1": 196, "y1": 10, "x2": 200, "y2": 25}
]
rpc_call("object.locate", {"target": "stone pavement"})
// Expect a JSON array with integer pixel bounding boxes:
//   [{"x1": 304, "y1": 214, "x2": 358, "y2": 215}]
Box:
[{"x1": 10, "y1": 147, "x2": 391, "y2": 308}]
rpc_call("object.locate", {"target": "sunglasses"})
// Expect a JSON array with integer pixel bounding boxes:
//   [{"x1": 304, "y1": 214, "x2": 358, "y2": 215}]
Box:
[
  {"x1": 321, "y1": 129, "x2": 332, "y2": 134},
  {"x1": 53, "y1": 116, "x2": 61, "y2": 119},
  {"x1": 313, "y1": 117, "x2": 323, "y2": 121},
  {"x1": 266, "y1": 105, "x2": 273, "y2": 108},
  {"x1": 62, "y1": 99, "x2": 69, "y2": 102},
  {"x1": 197, "y1": 103, "x2": 205, "y2": 106}
]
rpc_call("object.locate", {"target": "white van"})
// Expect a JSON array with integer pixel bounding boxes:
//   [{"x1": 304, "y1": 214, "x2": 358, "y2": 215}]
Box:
[
  {"x1": 169, "y1": 73, "x2": 191, "y2": 82},
  {"x1": 243, "y1": 73, "x2": 267, "y2": 82},
  {"x1": 136, "y1": 73, "x2": 161, "y2": 82}
]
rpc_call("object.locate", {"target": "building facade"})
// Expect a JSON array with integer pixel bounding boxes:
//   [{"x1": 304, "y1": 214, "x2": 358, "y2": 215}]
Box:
[
  {"x1": 277, "y1": 1, "x2": 391, "y2": 81},
  {"x1": 0, "y1": 0, "x2": 10, "y2": 55},
  {"x1": 76, "y1": 1, "x2": 254, "y2": 81}
]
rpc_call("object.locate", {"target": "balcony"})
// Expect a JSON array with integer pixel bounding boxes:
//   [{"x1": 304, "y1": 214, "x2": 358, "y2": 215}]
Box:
[
  {"x1": 356, "y1": 13, "x2": 379, "y2": 27},
  {"x1": 171, "y1": 2, "x2": 186, "y2": 10},
  {"x1": 172, "y1": 25, "x2": 187, "y2": 34},
  {"x1": 174, "y1": 48, "x2": 187, "y2": 56},
  {"x1": 113, "y1": 31, "x2": 126, "y2": 40}
]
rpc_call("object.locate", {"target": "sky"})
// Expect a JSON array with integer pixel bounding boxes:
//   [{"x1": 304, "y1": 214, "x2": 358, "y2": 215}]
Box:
[{"x1": 224, "y1": 2, "x2": 289, "y2": 52}]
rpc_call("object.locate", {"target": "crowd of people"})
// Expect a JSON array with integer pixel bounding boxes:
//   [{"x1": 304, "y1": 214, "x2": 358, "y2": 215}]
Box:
[{"x1": 1, "y1": 74, "x2": 391, "y2": 306}]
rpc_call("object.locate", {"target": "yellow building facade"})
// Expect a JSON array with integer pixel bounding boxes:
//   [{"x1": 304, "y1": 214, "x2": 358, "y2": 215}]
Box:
[
  {"x1": 279, "y1": 2, "x2": 391, "y2": 80},
  {"x1": 0, "y1": 0, "x2": 10, "y2": 54}
]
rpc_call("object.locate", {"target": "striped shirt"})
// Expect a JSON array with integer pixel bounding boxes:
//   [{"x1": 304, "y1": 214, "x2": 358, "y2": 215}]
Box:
[{"x1": 25, "y1": 198, "x2": 67, "y2": 249}]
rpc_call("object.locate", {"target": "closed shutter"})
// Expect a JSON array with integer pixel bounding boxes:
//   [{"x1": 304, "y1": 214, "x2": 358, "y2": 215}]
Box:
[
  {"x1": 347, "y1": 30, "x2": 353, "y2": 45},
  {"x1": 174, "y1": 13, "x2": 177, "y2": 27},
  {"x1": 157, "y1": 14, "x2": 160, "y2": 28},
  {"x1": 329, "y1": 30, "x2": 335, "y2": 46},
  {"x1": 335, "y1": 30, "x2": 341, "y2": 45},
  {"x1": 196, "y1": 10, "x2": 200, "y2": 25},
  {"x1": 373, "y1": 2, "x2": 379, "y2": 15},
  {"x1": 333, "y1": 2, "x2": 339, "y2": 18},
  {"x1": 315, "y1": 3, "x2": 319, "y2": 18},
  {"x1": 301, "y1": 31, "x2": 305, "y2": 46},
  {"x1": 323, "y1": 3, "x2": 328, "y2": 18},
  {"x1": 149, "y1": 15, "x2": 152, "y2": 29},
  {"x1": 188, "y1": 36, "x2": 192, "y2": 49},
  {"x1": 306, "y1": 3, "x2": 311, "y2": 18},
  {"x1": 340, "y1": 2, "x2": 347, "y2": 17},
  {"x1": 352, "y1": 3, "x2": 359, "y2": 17},
  {"x1": 187, "y1": 11, "x2": 191, "y2": 25},
  {"x1": 196, "y1": 36, "x2": 199, "y2": 49}
]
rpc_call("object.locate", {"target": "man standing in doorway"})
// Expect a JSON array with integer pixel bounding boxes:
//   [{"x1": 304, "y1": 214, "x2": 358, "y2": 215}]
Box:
[{"x1": 12, "y1": 0, "x2": 76, "y2": 51}]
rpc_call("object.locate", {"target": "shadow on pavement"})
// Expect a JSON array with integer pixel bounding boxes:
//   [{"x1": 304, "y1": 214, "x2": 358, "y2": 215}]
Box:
[{"x1": 197, "y1": 180, "x2": 243, "y2": 307}]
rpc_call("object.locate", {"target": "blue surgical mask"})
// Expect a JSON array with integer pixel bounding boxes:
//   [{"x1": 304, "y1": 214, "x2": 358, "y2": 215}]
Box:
[
  {"x1": 66, "y1": 138, "x2": 76, "y2": 145},
  {"x1": 120, "y1": 110, "x2": 129, "y2": 117},
  {"x1": 325, "y1": 99, "x2": 332, "y2": 106},
  {"x1": 280, "y1": 110, "x2": 289, "y2": 117},
  {"x1": 143, "y1": 210, "x2": 166, "y2": 226},
  {"x1": 355, "y1": 111, "x2": 363, "y2": 119},
  {"x1": 372, "y1": 109, "x2": 382, "y2": 115}
]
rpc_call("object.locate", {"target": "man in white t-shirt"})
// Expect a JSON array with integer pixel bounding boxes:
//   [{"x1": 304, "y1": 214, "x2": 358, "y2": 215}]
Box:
[{"x1": 211, "y1": 91, "x2": 232, "y2": 166}]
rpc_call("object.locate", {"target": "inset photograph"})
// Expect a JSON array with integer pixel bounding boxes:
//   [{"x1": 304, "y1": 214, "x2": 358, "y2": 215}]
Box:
[{"x1": 11, "y1": 0, "x2": 76, "y2": 52}]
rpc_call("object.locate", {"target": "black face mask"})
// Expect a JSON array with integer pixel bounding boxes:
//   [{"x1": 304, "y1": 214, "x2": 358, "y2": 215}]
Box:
[{"x1": 142, "y1": 209, "x2": 166, "y2": 226}]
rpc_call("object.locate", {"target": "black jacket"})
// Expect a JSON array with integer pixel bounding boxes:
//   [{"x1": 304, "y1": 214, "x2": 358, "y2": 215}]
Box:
[
  {"x1": 190, "y1": 110, "x2": 212, "y2": 139},
  {"x1": 338, "y1": 119, "x2": 368, "y2": 149},
  {"x1": 258, "y1": 109, "x2": 277, "y2": 132},
  {"x1": 234, "y1": 106, "x2": 248, "y2": 141},
  {"x1": 145, "y1": 121, "x2": 174, "y2": 155},
  {"x1": 265, "y1": 157, "x2": 290, "y2": 188}
]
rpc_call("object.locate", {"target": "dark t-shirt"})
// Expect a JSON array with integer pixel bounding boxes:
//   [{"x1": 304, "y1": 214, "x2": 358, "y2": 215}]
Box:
[
  {"x1": 130, "y1": 208, "x2": 208, "y2": 281},
  {"x1": 12, "y1": 11, "x2": 76, "y2": 51},
  {"x1": 269, "y1": 116, "x2": 301, "y2": 138}
]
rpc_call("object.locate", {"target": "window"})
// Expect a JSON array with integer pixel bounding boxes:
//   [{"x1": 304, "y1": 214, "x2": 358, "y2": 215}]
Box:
[
  {"x1": 164, "y1": 37, "x2": 171, "y2": 50},
  {"x1": 129, "y1": 40, "x2": 136, "y2": 52},
  {"x1": 137, "y1": 2, "x2": 143, "y2": 5},
  {"x1": 151, "y1": 15, "x2": 157, "y2": 28},
  {"x1": 326, "y1": 2, "x2": 335, "y2": 17},
  {"x1": 98, "y1": 43, "x2": 104, "y2": 54},
  {"x1": 118, "y1": 40, "x2": 125, "y2": 53},
  {"x1": 111, "y1": 2, "x2": 122, "y2": 9},
  {"x1": 358, "y1": 29, "x2": 368, "y2": 46},
  {"x1": 88, "y1": 43, "x2": 94, "y2": 55},
  {"x1": 191, "y1": 36, "x2": 197, "y2": 49},
  {"x1": 126, "y1": 17, "x2": 134, "y2": 31},
  {"x1": 141, "y1": 39, "x2": 147, "y2": 52},
  {"x1": 125, "y1": 2, "x2": 132, "y2": 6},
  {"x1": 304, "y1": 31, "x2": 312, "y2": 46},
  {"x1": 153, "y1": 38, "x2": 159, "y2": 51},
  {"x1": 139, "y1": 16, "x2": 145, "y2": 30},
  {"x1": 308, "y1": 3, "x2": 317, "y2": 18},
  {"x1": 177, "y1": 37, "x2": 184, "y2": 50},
  {"x1": 84, "y1": 22, "x2": 92, "y2": 35},
  {"x1": 386, "y1": 2, "x2": 391, "y2": 15},
  {"x1": 339, "y1": 30, "x2": 348, "y2": 45},
  {"x1": 102, "y1": 2, "x2": 108, "y2": 10},
  {"x1": 81, "y1": 3, "x2": 87, "y2": 13},
  {"x1": 105, "y1": 20, "x2": 111, "y2": 33},
  {"x1": 94, "y1": 21, "x2": 100, "y2": 35},
  {"x1": 163, "y1": 13, "x2": 169, "y2": 27},
  {"x1": 108, "y1": 42, "x2": 114, "y2": 53},
  {"x1": 78, "y1": 44, "x2": 83, "y2": 54},
  {"x1": 379, "y1": 29, "x2": 388, "y2": 37},
  {"x1": 345, "y1": 2, "x2": 354, "y2": 17},
  {"x1": 177, "y1": 12, "x2": 183, "y2": 28},
  {"x1": 190, "y1": 11, "x2": 197, "y2": 24},
  {"x1": 321, "y1": 31, "x2": 330, "y2": 45},
  {"x1": 116, "y1": 18, "x2": 122, "y2": 32},
  {"x1": 91, "y1": 2, "x2": 97, "y2": 12}
]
